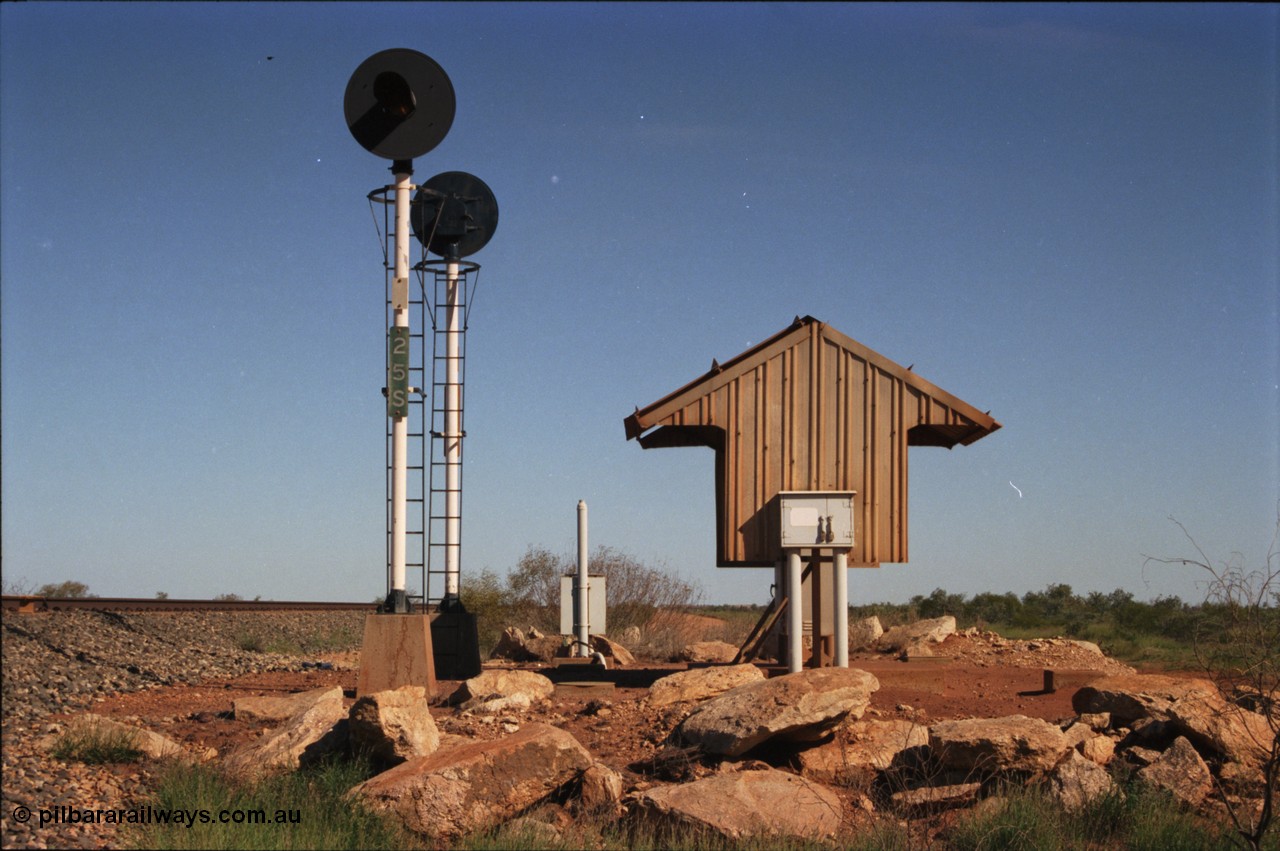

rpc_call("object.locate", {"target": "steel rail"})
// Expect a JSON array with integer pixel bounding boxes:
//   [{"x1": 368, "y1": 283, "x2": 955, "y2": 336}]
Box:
[{"x1": 0, "y1": 596, "x2": 379, "y2": 614}]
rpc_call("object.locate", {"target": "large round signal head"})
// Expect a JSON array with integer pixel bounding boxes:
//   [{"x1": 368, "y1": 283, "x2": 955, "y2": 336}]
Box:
[
  {"x1": 411, "y1": 171, "x2": 499, "y2": 259},
  {"x1": 344, "y1": 48, "x2": 455, "y2": 160}
]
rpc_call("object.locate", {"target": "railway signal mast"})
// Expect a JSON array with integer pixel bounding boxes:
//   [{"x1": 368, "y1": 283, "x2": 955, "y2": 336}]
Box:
[
  {"x1": 344, "y1": 48, "x2": 496, "y2": 687},
  {"x1": 411, "y1": 171, "x2": 498, "y2": 620}
]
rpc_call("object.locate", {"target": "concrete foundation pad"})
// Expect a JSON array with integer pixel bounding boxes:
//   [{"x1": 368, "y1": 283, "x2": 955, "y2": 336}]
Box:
[
  {"x1": 430, "y1": 610, "x2": 482, "y2": 680},
  {"x1": 555, "y1": 681, "x2": 617, "y2": 696},
  {"x1": 358, "y1": 614, "x2": 437, "y2": 699},
  {"x1": 553, "y1": 657, "x2": 600, "y2": 667}
]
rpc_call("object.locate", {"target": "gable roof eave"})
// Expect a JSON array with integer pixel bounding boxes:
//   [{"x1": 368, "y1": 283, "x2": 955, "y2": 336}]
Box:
[
  {"x1": 624, "y1": 316, "x2": 814, "y2": 439},
  {"x1": 624, "y1": 316, "x2": 1000, "y2": 442},
  {"x1": 816, "y1": 322, "x2": 999, "y2": 432}
]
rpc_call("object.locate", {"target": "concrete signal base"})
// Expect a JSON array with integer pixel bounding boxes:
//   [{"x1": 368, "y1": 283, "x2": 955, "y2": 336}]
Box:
[
  {"x1": 430, "y1": 609, "x2": 482, "y2": 681},
  {"x1": 357, "y1": 614, "x2": 438, "y2": 699}
]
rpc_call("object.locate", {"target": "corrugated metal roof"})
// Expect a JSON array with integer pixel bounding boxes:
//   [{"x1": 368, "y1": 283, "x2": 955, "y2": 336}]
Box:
[{"x1": 623, "y1": 316, "x2": 1001, "y2": 567}]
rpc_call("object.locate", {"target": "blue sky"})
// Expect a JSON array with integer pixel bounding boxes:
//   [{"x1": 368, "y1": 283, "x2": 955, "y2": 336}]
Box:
[{"x1": 2, "y1": 3, "x2": 1276, "y2": 607}]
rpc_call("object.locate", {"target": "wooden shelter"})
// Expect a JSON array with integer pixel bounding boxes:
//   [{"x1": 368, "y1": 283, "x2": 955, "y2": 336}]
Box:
[{"x1": 623, "y1": 316, "x2": 1001, "y2": 568}]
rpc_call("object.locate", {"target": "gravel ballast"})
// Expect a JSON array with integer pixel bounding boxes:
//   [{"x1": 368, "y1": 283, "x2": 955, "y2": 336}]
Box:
[{"x1": 1, "y1": 609, "x2": 363, "y2": 849}]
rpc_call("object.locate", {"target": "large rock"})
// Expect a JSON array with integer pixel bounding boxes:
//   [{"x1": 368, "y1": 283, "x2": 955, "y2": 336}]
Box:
[
  {"x1": 649, "y1": 664, "x2": 765, "y2": 708},
  {"x1": 848, "y1": 616, "x2": 884, "y2": 651},
  {"x1": 1072, "y1": 675, "x2": 1217, "y2": 725},
  {"x1": 349, "y1": 722, "x2": 593, "y2": 842},
  {"x1": 929, "y1": 715, "x2": 1069, "y2": 774},
  {"x1": 488, "y1": 627, "x2": 564, "y2": 663},
  {"x1": 225, "y1": 689, "x2": 348, "y2": 775},
  {"x1": 877, "y1": 616, "x2": 956, "y2": 653},
  {"x1": 1165, "y1": 692, "x2": 1273, "y2": 769},
  {"x1": 1073, "y1": 675, "x2": 1271, "y2": 767},
  {"x1": 1079, "y1": 734, "x2": 1116, "y2": 766},
  {"x1": 460, "y1": 692, "x2": 533, "y2": 717},
  {"x1": 591, "y1": 635, "x2": 637, "y2": 667},
  {"x1": 629, "y1": 768, "x2": 842, "y2": 842},
  {"x1": 348, "y1": 685, "x2": 439, "y2": 765},
  {"x1": 1061, "y1": 721, "x2": 1095, "y2": 752},
  {"x1": 795, "y1": 719, "x2": 929, "y2": 786},
  {"x1": 233, "y1": 686, "x2": 344, "y2": 723},
  {"x1": 1047, "y1": 750, "x2": 1116, "y2": 812},
  {"x1": 1138, "y1": 736, "x2": 1213, "y2": 807},
  {"x1": 577, "y1": 762, "x2": 625, "y2": 813},
  {"x1": 68, "y1": 714, "x2": 187, "y2": 760},
  {"x1": 890, "y1": 782, "x2": 981, "y2": 815},
  {"x1": 676, "y1": 641, "x2": 741, "y2": 664},
  {"x1": 450, "y1": 669, "x2": 554, "y2": 707},
  {"x1": 677, "y1": 667, "x2": 879, "y2": 757}
]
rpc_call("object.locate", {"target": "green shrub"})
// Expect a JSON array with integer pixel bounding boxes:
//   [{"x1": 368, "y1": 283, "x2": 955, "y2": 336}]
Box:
[
  {"x1": 130, "y1": 755, "x2": 418, "y2": 850},
  {"x1": 948, "y1": 789, "x2": 1064, "y2": 851},
  {"x1": 463, "y1": 568, "x2": 515, "y2": 656},
  {"x1": 1119, "y1": 787, "x2": 1237, "y2": 851},
  {"x1": 36, "y1": 579, "x2": 91, "y2": 598},
  {"x1": 946, "y1": 783, "x2": 1238, "y2": 851},
  {"x1": 234, "y1": 632, "x2": 265, "y2": 653},
  {"x1": 301, "y1": 626, "x2": 360, "y2": 653},
  {"x1": 52, "y1": 722, "x2": 143, "y2": 764},
  {"x1": 262, "y1": 637, "x2": 302, "y2": 655},
  {"x1": 467, "y1": 545, "x2": 701, "y2": 658}
]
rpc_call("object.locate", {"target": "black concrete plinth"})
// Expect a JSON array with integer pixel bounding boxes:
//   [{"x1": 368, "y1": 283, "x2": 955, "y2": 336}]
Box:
[{"x1": 430, "y1": 609, "x2": 481, "y2": 680}]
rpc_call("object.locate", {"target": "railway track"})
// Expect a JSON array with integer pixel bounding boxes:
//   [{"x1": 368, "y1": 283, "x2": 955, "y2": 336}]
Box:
[{"x1": 0, "y1": 595, "x2": 379, "y2": 614}]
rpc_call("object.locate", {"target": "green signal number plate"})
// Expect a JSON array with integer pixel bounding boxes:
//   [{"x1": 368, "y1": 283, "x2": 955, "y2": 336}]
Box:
[{"x1": 387, "y1": 326, "x2": 410, "y2": 418}]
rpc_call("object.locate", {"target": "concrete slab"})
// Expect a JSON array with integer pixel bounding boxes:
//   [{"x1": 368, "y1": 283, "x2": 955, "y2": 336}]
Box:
[{"x1": 555, "y1": 681, "x2": 617, "y2": 696}]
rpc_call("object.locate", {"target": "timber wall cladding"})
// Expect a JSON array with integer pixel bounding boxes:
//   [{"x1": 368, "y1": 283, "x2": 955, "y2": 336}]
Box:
[{"x1": 625, "y1": 317, "x2": 1000, "y2": 568}]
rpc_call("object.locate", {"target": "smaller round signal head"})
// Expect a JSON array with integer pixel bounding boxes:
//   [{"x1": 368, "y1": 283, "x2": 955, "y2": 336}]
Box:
[
  {"x1": 411, "y1": 171, "x2": 499, "y2": 259},
  {"x1": 344, "y1": 48, "x2": 455, "y2": 160}
]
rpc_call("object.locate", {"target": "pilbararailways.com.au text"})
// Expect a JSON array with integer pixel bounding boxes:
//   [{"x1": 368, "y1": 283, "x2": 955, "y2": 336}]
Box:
[{"x1": 15, "y1": 804, "x2": 301, "y2": 828}]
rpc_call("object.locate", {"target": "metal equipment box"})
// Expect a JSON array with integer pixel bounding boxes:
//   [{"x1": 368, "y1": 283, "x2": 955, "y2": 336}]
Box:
[
  {"x1": 559, "y1": 574, "x2": 608, "y2": 636},
  {"x1": 779, "y1": 491, "x2": 856, "y2": 549}
]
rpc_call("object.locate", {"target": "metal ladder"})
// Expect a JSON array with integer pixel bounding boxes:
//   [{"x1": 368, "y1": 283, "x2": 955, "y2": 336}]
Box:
[
  {"x1": 423, "y1": 261, "x2": 476, "y2": 609},
  {"x1": 384, "y1": 264, "x2": 429, "y2": 610},
  {"x1": 373, "y1": 181, "x2": 480, "y2": 611}
]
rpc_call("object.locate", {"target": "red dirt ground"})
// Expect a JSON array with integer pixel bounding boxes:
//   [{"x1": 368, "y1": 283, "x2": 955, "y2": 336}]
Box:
[{"x1": 81, "y1": 633, "x2": 1135, "y2": 775}]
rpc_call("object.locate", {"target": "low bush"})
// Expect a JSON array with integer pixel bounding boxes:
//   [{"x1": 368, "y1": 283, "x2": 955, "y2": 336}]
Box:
[
  {"x1": 467, "y1": 545, "x2": 700, "y2": 657},
  {"x1": 35, "y1": 580, "x2": 92, "y2": 598},
  {"x1": 51, "y1": 721, "x2": 143, "y2": 764},
  {"x1": 234, "y1": 632, "x2": 265, "y2": 653},
  {"x1": 947, "y1": 782, "x2": 1239, "y2": 851},
  {"x1": 887, "y1": 582, "x2": 1238, "y2": 670},
  {"x1": 130, "y1": 755, "x2": 417, "y2": 850}
]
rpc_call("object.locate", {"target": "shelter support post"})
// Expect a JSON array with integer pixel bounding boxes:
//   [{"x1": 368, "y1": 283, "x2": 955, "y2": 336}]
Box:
[
  {"x1": 834, "y1": 550, "x2": 849, "y2": 667},
  {"x1": 786, "y1": 551, "x2": 803, "y2": 673}
]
